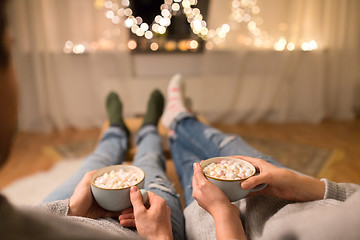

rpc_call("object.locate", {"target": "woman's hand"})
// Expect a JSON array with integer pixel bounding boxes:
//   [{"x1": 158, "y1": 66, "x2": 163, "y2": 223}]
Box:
[
  {"x1": 68, "y1": 171, "x2": 121, "y2": 219},
  {"x1": 232, "y1": 156, "x2": 325, "y2": 202},
  {"x1": 129, "y1": 186, "x2": 173, "y2": 240},
  {"x1": 192, "y1": 162, "x2": 232, "y2": 216},
  {"x1": 192, "y1": 162, "x2": 246, "y2": 240}
]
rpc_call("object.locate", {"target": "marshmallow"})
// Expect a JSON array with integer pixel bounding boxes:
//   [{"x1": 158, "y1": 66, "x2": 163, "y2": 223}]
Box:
[
  {"x1": 203, "y1": 160, "x2": 254, "y2": 180},
  {"x1": 94, "y1": 169, "x2": 140, "y2": 189}
]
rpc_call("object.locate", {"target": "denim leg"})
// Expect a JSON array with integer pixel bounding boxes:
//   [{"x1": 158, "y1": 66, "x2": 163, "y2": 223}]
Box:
[
  {"x1": 170, "y1": 138, "x2": 203, "y2": 206},
  {"x1": 133, "y1": 125, "x2": 185, "y2": 240},
  {"x1": 170, "y1": 117, "x2": 284, "y2": 206},
  {"x1": 42, "y1": 127, "x2": 128, "y2": 203}
]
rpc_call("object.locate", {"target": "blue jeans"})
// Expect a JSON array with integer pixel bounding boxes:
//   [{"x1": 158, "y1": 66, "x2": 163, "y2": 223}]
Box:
[
  {"x1": 169, "y1": 114, "x2": 284, "y2": 207},
  {"x1": 43, "y1": 125, "x2": 185, "y2": 240}
]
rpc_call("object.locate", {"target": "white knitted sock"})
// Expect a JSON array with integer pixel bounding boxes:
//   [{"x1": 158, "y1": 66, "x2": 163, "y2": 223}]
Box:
[{"x1": 161, "y1": 73, "x2": 188, "y2": 128}]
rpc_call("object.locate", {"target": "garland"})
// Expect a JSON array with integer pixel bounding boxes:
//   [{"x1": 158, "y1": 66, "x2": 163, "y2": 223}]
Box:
[{"x1": 104, "y1": 0, "x2": 265, "y2": 45}]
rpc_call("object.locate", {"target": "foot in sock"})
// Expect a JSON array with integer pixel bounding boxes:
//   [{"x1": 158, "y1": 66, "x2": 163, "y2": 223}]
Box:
[
  {"x1": 141, "y1": 89, "x2": 165, "y2": 127},
  {"x1": 106, "y1": 91, "x2": 129, "y2": 136},
  {"x1": 161, "y1": 74, "x2": 188, "y2": 128}
]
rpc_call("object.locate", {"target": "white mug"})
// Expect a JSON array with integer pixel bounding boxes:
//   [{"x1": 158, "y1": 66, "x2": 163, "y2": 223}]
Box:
[
  {"x1": 200, "y1": 157, "x2": 267, "y2": 202},
  {"x1": 90, "y1": 165, "x2": 148, "y2": 211}
]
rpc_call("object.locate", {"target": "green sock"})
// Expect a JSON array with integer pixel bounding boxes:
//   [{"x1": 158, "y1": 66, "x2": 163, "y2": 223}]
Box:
[
  {"x1": 142, "y1": 89, "x2": 165, "y2": 127},
  {"x1": 106, "y1": 92, "x2": 129, "y2": 136}
]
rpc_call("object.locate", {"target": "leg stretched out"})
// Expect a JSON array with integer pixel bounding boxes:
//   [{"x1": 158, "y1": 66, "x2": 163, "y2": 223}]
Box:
[
  {"x1": 162, "y1": 74, "x2": 284, "y2": 206},
  {"x1": 43, "y1": 93, "x2": 128, "y2": 202},
  {"x1": 133, "y1": 90, "x2": 185, "y2": 240}
]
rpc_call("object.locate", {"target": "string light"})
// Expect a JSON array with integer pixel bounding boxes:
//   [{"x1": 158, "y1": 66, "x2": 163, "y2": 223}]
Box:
[
  {"x1": 101, "y1": 0, "x2": 318, "y2": 51},
  {"x1": 274, "y1": 37, "x2": 287, "y2": 51},
  {"x1": 286, "y1": 42, "x2": 295, "y2": 51},
  {"x1": 150, "y1": 42, "x2": 159, "y2": 51},
  {"x1": 103, "y1": 0, "x2": 179, "y2": 39},
  {"x1": 63, "y1": 0, "x2": 320, "y2": 53},
  {"x1": 101, "y1": 0, "x2": 266, "y2": 45},
  {"x1": 182, "y1": 0, "x2": 268, "y2": 46},
  {"x1": 301, "y1": 40, "x2": 318, "y2": 51},
  {"x1": 127, "y1": 39, "x2": 137, "y2": 50}
]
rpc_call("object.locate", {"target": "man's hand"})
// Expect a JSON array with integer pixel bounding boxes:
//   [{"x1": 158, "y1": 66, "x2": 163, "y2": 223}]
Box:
[
  {"x1": 118, "y1": 207, "x2": 135, "y2": 227},
  {"x1": 68, "y1": 171, "x2": 121, "y2": 219},
  {"x1": 129, "y1": 186, "x2": 173, "y2": 240}
]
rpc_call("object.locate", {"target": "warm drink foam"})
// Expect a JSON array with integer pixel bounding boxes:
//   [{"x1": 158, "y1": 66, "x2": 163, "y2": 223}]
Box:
[
  {"x1": 94, "y1": 169, "x2": 140, "y2": 189},
  {"x1": 203, "y1": 160, "x2": 254, "y2": 180}
]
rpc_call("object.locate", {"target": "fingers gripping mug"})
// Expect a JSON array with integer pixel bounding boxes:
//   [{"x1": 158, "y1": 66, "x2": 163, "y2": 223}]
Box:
[
  {"x1": 90, "y1": 165, "x2": 148, "y2": 211},
  {"x1": 200, "y1": 157, "x2": 266, "y2": 202}
]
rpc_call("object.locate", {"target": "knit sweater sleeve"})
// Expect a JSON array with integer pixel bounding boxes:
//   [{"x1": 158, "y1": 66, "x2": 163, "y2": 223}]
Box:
[
  {"x1": 258, "y1": 188, "x2": 360, "y2": 240},
  {"x1": 183, "y1": 201, "x2": 217, "y2": 240},
  {"x1": 321, "y1": 178, "x2": 360, "y2": 201},
  {"x1": 34, "y1": 199, "x2": 70, "y2": 216}
]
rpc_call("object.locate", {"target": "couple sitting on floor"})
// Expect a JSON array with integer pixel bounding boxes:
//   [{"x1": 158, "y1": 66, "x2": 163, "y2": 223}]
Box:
[{"x1": 3, "y1": 74, "x2": 360, "y2": 240}]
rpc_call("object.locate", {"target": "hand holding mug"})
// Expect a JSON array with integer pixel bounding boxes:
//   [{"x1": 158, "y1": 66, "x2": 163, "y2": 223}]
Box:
[
  {"x1": 69, "y1": 171, "x2": 122, "y2": 219},
  {"x1": 200, "y1": 157, "x2": 266, "y2": 202},
  {"x1": 192, "y1": 162, "x2": 246, "y2": 240},
  {"x1": 90, "y1": 165, "x2": 148, "y2": 212},
  {"x1": 129, "y1": 186, "x2": 173, "y2": 240},
  {"x1": 232, "y1": 156, "x2": 325, "y2": 201},
  {"x1": 192, "y1": 162, "x2": 232, "y2": 216}
]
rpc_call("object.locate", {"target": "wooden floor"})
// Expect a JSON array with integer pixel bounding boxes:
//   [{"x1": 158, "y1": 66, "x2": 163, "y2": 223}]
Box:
[{"x1": 1, "y1": 119, "x2": 360, "y2": 192}]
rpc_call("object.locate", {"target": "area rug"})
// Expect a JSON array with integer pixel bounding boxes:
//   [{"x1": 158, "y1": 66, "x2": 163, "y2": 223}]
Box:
[
  {"x1": 54, "y1": 139, "x2": 98, "y2": 159},
  {"x1": 242, "y1": 136, "x2": 333, "y2": 177},
  {"x1": 2, "y1": 137, "x2": 337, "y2": 206},
  {"x1": 2, "y1": 158, "x2": 83, "y2": 206}
]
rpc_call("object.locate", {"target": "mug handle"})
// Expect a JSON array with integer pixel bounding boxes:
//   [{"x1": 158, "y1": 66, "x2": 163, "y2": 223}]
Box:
[
  {"x1": 249, "y1": 183, "x2": 267, "y2": 192},
  {"x1": 249, "y1": 172, "x2": 267, "y2": 192},
  {"x1": 140, "y1": 189, "x2": 149, "y2": 204}
]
